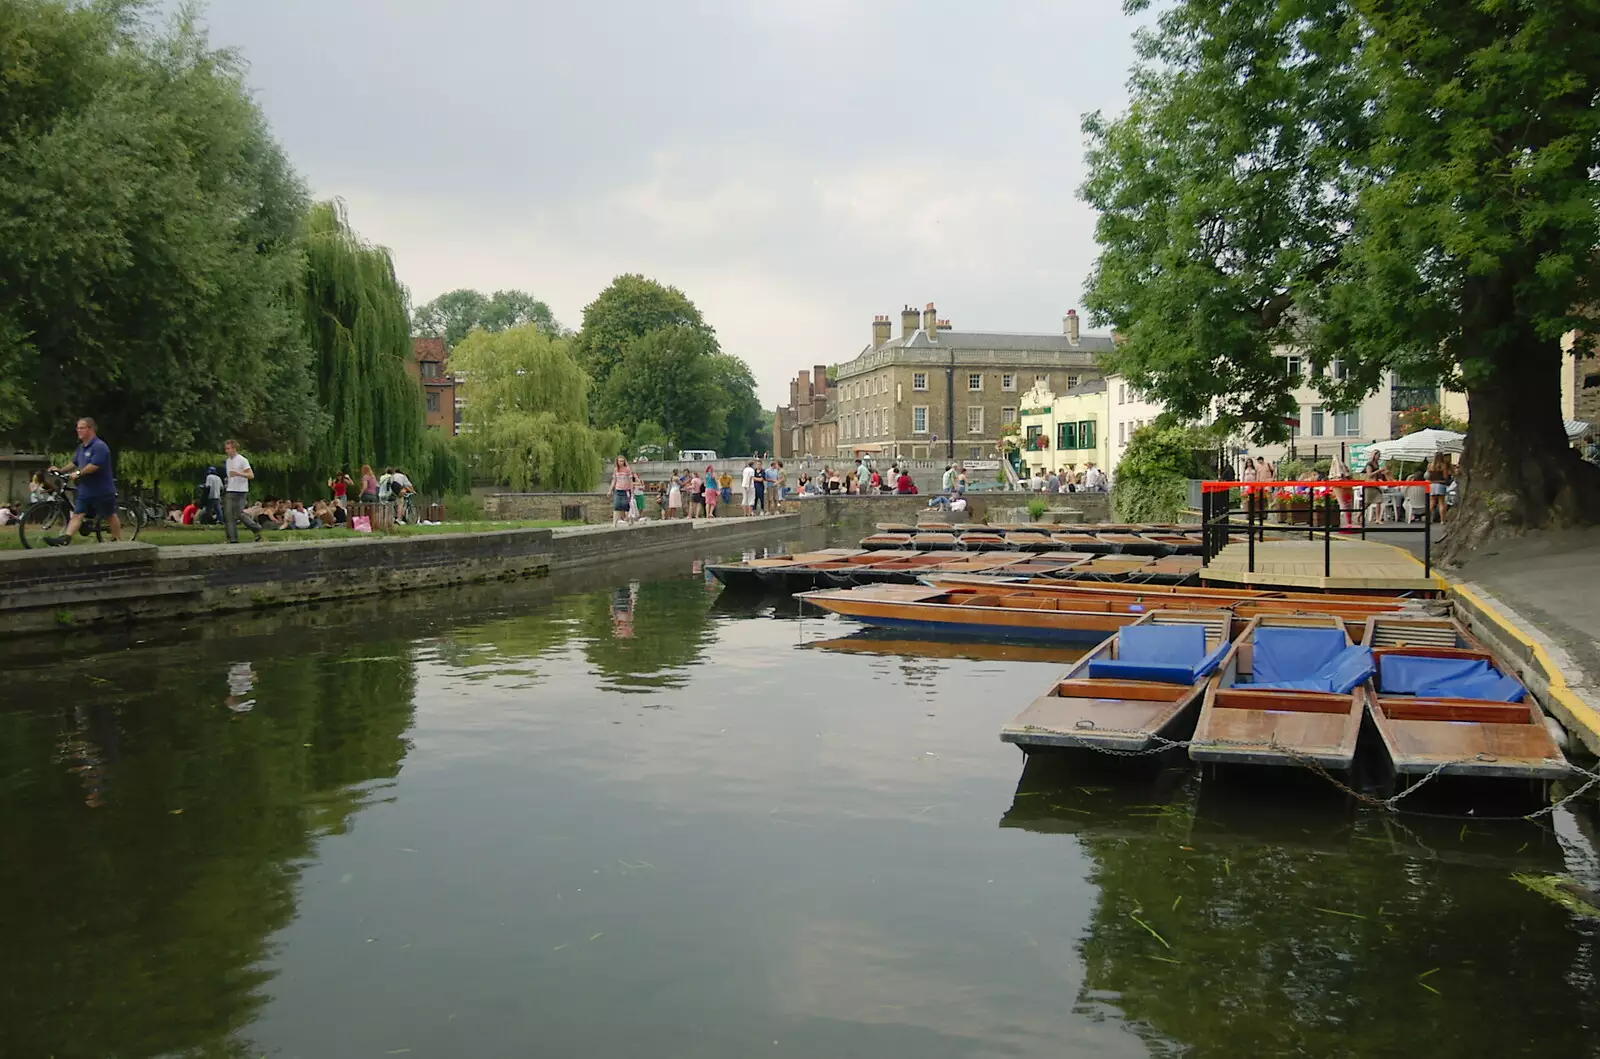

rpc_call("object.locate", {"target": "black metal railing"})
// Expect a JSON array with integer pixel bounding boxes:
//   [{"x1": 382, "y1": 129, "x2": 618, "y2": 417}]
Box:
[{"x1": 1199, "y1": 480, "x2": 1434, "y2": 579}]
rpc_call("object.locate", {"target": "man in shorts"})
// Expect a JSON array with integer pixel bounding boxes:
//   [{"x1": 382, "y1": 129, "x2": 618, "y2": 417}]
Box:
[{"x1": 50, "y1": 417, "x2": 121, "y2": 544}]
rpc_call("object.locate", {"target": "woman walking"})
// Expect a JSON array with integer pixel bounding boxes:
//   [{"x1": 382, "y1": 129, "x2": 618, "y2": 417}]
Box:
[
  {"x1": 667, "y1": 471, "x2": 682, "y2": 519},
  {"x1": 358, "y1": 463, "x2": 379, "y2": 503},
  {"x1": 609, "y1": 456, "x2": 634, "y2": 526},
  {"x1": 1328, "y1": 456, "x2": 1354, "y2": 528}
]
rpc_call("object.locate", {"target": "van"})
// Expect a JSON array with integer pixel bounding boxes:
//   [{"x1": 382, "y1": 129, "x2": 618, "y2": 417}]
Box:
[{"x1": 677, "y1": 450, "x2": 718, "y2": 463}]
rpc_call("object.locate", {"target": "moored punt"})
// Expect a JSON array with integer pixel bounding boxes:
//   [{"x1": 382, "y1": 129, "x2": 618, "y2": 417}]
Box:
[
  {"x1": 1140, "y1": 533, "x2": 1204, "y2": 556},
  {"x1": 953, "y1": 530, "x2": 1010, "y2": 551},
  {"x1": 807, "y1": 631, "x2": 1087, "y2": 665},
  {"x1": 1098, "y1": 532, "x2": 1168, "y2": 555},
  {"x1": 1190, "y1": 614, "x2": 1375, "y2": 771},
  {"x1": 1001, "y1": 610, "x2": 1233, "y2": 751},
  {"x1": 1005, "y1": 531, "x2": 1058, "y2": 551},
  {"x1": 910, "y1": 532, "x2": 963, "y2": 551},
  {"x1": 874, "y1": 523, "x2": 917, "y2": 533},
  {"x1": 860, "y1": 532, "x2": 913, "y2": 550},
  {"x1": 1359, "y1": 615, "x2": 1569, "y2": 780},
  {"x1": 705, "y1": 550, "x2": 869, "y2": 591},
  {"x1": 923, "y1": 574, "x2": 1427, "y2": 609},
  {"x1": 797, "y1": 583, "x2": 1156, "y2": 642},
  {"x1": 1050, "y1": 532, "x2": 1117, "y2": 553}
]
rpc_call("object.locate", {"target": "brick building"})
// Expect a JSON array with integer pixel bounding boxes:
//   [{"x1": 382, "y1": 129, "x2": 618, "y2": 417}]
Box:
[
  {"x1": 407, "y1": 336, "x2": 458, "y2": 434},
  {"x1": 831, "y1": 303, "x2": 1112, "y2": 461},
  {"x1": 774, "y1": 365, "x2": 837, "y2": 459}
]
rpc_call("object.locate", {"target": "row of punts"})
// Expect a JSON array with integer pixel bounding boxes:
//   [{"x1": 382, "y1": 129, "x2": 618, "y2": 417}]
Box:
[
  {"x1": 860, "y1": 521, "x2": 1211, "y2": 554},
  {"x1": 708, "y1": 548, "x2": 1207, "y2": 592},
  {"x1": 793, "y1": 576, "x2": 1569, "y2": 787}
]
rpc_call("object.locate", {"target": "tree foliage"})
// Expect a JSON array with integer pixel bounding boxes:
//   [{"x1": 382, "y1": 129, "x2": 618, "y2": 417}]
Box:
[
  {"x1": 573, "y1": 274, "x2": 718, "y2": 391},
  {"x1": 1082, "y1": 0, "x2": 1600, "y2": 551},
  {"x1": 0, "y1": 0, "x2": 312, "y2": 452},
  {"x1": 1111, "y1": 424, "x2": 1208, "y2": 523},
  {"x1": 412, "y1": 288, "x2": 560, "y2": 348},
  {"x1": 297, "y1": 200, "x2": 421, "y2": 476},
  {"x1": 450, "y1": 325, "x2": 607, "y2": 491},
  {"x1": 706, "y1": 352, "x2": 769, "y2": 456},
  {"x1": 597, "y1": 326, "x2": 724, "y2": 452}
]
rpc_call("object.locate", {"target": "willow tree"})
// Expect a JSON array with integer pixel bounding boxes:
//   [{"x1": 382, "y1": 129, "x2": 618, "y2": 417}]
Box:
[
  {"x1": 1081, "y1": 0, "x2": 1600, "y2": 558},
  {"x1": 297, "y1": 200, "x2": 421, "y2": 474},
  {"x1": 450, "y1": 325, "x2": 607, "y2": 491}
]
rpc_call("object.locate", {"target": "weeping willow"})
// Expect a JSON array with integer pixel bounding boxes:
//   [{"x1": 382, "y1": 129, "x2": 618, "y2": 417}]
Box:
[
  {"x1": 297, "y1": 200, "x2": 422, "y2": 475},
  {"x1": 450, "y1": 325, "x2": 608, "y2": 491}
]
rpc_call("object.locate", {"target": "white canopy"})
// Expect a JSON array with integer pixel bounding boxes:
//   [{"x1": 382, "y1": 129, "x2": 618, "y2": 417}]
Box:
[
  {"x1": 1566, "y1": 419, "x2": 1591, "y2": 441},
  {"x1": 1368, "y1": 428, "x2": 1465, "y2": 463}
]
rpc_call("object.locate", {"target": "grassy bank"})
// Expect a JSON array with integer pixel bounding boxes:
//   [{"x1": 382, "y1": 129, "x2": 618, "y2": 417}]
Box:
[{"x1": 0, "y1": 519, "x2": 579, "y2": 550}]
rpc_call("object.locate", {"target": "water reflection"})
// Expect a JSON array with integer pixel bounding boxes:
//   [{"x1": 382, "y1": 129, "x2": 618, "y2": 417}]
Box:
[{"x1": 1004, "y1": 753, "x2": 1600, "y2": 1057}]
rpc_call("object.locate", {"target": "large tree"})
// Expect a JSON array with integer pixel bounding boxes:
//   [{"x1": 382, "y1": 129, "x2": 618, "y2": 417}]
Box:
[
  {"x1": 297, "y1": 200, "x2": 421, "y2": 475},
  {"x1": 1082, "y1": 0, "x2": 1600, "y2": 558},
  {"x1": 0, "y1": 0, "x2": 313, "y2": 452},
  {"x1": 450, "y1": 325, "x2": 608, "y2": 491},
  {"x1": 412, "y1": 288, "x2": 560, "y2": 348},
  {"x1": 572, "y1": 274, "x2": 718, "y2": 391},
  {"x1": 597, "y1": 325, "x2": 724, "y2": 452},
  {"x1": 706, "y1": 352, "x2": 769, "y2": 456}
]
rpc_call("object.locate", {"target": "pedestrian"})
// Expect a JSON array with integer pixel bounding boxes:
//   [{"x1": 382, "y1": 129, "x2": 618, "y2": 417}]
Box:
[
  {"x1": 775, "y1": 460, "x2": 787, "y2": 501},
  {"x1": 222, "y1": 439, "x2": 264, "y2": 543},
  {"x1": 610, "y1": 456, "x2": 633, "y2": 527},
  {"x1": 47, "y1": 416, "x2": 121, "y2": 545},
  {"x1": 689, "y1": 469, "x2": 704, "y2": 519},
  {"x1": 753, "y1": 462, "x2": 766, "y2": 514},
  {"x1": 631, "y1": 472, "x2": 646, "y2": 522},
  {"x1": 1083, "y1": 461, "x2": 1107, "y2": 492},
  {"x1": 941, "y1": 464, "x2": 954, "y2": 492},
  {"x1": 763, "y1": 461, "x2": 779, "y2": 511},
  {"x1": 1426, "y1": 453, "x2": 1451, "y2": 523},
  {"x1": 359, "y1": 463, "x2": 379, "y2": 503},
  {"x1": 390, "y1": 466, "x2": 414, "y2": 523},
  {"x1": 704, "y1": 475, "x2": 719, "y2": 517},
  {"x1": 1328, "y1": 456, "x2": 1354, "y2": 528},
  {"x1": 1046, "y1": 469, "x2": 1060, "y2": 494},
  {"x1": 895, "y1": 468, "x2": 915, "y2": 494},
  {"x1": 740, "y1": 460, "x2": 757, "y2": 516},
  {"x1": 203, "y1": 464, "x2": 224, "y2": 524},
  {"x1": 719, "y1": 468, "x2": 733, "y2": 507},
  {"x1": 328, "y1": 467, "x2": 352, "y2": 508},
  {"x1": 667, "y1": 470, "x2": 682, "y2": 519}
]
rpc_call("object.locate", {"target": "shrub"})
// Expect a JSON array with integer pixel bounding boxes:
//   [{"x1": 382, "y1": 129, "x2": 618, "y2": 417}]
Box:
[
  {"x1": 1026, "y1": 497, "x2": 1049, "y2": 521},
  {"x1": 441, "y1": 492, "x2": 486, "y2": 521},
  {"x1": 1275, "y1": 458, "x2": 1306, "y2": 482},
  {"x1": 1112, "y1": 424, "x2": 1207, "y2": 523}
]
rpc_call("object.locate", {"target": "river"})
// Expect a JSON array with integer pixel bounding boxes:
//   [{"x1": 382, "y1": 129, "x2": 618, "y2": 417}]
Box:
[{"x1": 2, "y1": 531, "x2": 1598, "y2": 1058}]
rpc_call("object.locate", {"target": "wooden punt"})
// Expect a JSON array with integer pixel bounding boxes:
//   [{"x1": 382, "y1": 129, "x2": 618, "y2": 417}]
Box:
[
  {"x1": 874, "y1": 522, "x2": 917, "y2": 533},
  {"x1": 917, "y1": 521, "x2": 956, "y2": 532},
  {"x1": 1050, "y1": 532, "x2": 1117, "y2": 553},
  {"x1": 1065, "y1": 556, "x2": 1152, "y2": 579},
  {"x1": 1140, "y1": 533, "x2": 1204, "y2": 556},
  {"x1": 798, "y1": 583, "x2": 1164, "y2": 642},
  {"x1": 924, "y1": 573, "x2": 1426, "y2": 609},
  {"x1": 1001, "y1": 611, "x2": 1233, "y2": 751},
  {"x1": 1005, "y1": 531, "x2": 1058, "y2": 551},
  {"x1": 1190, "y1": 614, "x2": 1372, "y2": 771},
  {"x1": 1098, "y1": 532, "x2": 1167, "y2": 555},
  {"x1": 808, "y1": 633, "x2": 1087, "y2": 665},
  {"x1": 860, "y1": 532, "x2": 913, "y2": 549},
  {"x1": 910, "y1": 532, "x2": 963, "y2": 551},
  {"x1": 1359, "y1": 615, "x2": 1568, "y2": 780},
  {"x1": 953, "y1": 530, "x2": 1010, "y2": 551},
  {"x1": 707, "y1": 549, "x2": 870, "y2": 591}
]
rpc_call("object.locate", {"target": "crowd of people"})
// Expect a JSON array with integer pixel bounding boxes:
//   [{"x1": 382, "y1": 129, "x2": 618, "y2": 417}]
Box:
[
  {"x1": 164, "y1": 461, "x2": 428, "y2": 537},
  {"x1": 1024, "y1": 462, "x2": 1108, "y2": 494},
  {"x1": 1233, "y1": 450, "x2": 1457, "y2": 525}
]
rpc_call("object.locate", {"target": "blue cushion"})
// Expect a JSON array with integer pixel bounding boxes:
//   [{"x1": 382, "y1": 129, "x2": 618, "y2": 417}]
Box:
[
  {"x1": 1253, "y1": 626, "x2": 1347, "y2": 683},
  {"x1": 1088, "y1": 660, "x2": 1199, "y2": 685},
  {"x1": 1414, "y1": 671, "x2": 1525, "y2": 703},
  {"x1": 1378, "y1": 655, "x2": 1489, "y2": 695},
  {"x1": 1252, "y1": 646, "x2": 1374, "y2": 694},
  {"x1": 1194, "y1": 641, "x2": 1229, "y2": 679},
  {"x1": 1118, "y1": 624, "x2": 1206, "y2": 666}
]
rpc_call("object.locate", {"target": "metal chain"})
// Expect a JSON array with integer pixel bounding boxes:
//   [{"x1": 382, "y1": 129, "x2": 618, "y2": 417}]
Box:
[{"x1": 1020, "y1": 724, "x2": 1600, "y2": 820}]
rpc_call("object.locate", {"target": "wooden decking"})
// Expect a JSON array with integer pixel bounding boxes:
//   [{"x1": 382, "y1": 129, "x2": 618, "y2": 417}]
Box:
[{"x1": 1201, "y1": 539, "x2": 1441, "y2": 591}]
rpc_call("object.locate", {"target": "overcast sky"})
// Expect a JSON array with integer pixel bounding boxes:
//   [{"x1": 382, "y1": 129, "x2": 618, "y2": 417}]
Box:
[{"x1": 189, "y1": 1, "x2": 1148, "y2": 406}]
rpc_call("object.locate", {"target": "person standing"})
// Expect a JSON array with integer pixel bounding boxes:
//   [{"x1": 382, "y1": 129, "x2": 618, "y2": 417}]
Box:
[
  {"x1": 667, "y1": 470, "x2": 682, "y2": 519},
  {"x1": 203, "y1": 465, "x2": 224, "y2": 524},
  {"x1": 1083, "y1": 461, "x2": 1107, "y2": 492},
  {"x1": 49, "y1": 417, "x2": 121, "y2": 545},
  {"x1": 223, "y1": 439, "x2": 264, "y2": 543},
  {"x1": 1426, "y1": 453, "x2": 1451, "y2": 523},
  {"x1": 359, "y1": 463, "x2": 379, "y2": 503},
  {"x1": 740, "y1": 460, "x2": 757, "y2": 516},
  {"x1": 752, "y1": 462, "x2": 766, "y2": 514},
  {"x1": 610, "y1": 456, "x2": 634, "y2": 527},
  {"x1": 390, "y1": 467, "x2": 414, "y2": 523},
  {"x1": 941, "y1": 464, "x2": 954, "y2": 493},
  {"x1": 328, "y1": 467, "x2": 352, "y2": 508}
]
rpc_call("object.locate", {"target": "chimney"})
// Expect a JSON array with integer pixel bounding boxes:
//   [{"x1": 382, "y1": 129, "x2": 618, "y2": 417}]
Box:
[
  {"x1": 901, "y1": 305, "x2": 920, "y2": 339},
  {"x1": 937, "y1": 318, "x2": 951, "y2": 331},
  {"x1": 813, "y1": 364, "x2": 829, "y2": 394},
  {"x1": 797, "y1": 370, "x2": 810, "y2": 400},
  {"x1": 1064, "y1": 308, "x2": 1080, "y2": 345},
  {"x1": 789, "y1": 378, "x2": 800, "y2": 408},
  {"x1": 923, "y1": 302, "x2": 937, "y2": 338},
  {"x1": 872, "y1": 314, "x2": 891, "y2": 347}
]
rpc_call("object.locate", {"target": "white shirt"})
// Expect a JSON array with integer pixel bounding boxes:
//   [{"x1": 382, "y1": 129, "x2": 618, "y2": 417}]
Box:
[
  {"x1": 205, "y1": 472, "x2": 223, "y2": 499},
  {"x1": 949, "y1": 496, "x2": 968, "y2": 513},
  {"x1": 391, "y1": 471, "x2": 412, "y2": 490},
  {"x1": 741, "y1": 466, "x2": 755, "y2": 490},
  {"x1": 290, "y1": 508, "x2": 311, "y2": 529},
  {"x1": 224, "y1": 454, "x2": 251, "y2": 493},
  {"x1": 1084, "y1": 467, "x2": 1107, "y2": 491}
]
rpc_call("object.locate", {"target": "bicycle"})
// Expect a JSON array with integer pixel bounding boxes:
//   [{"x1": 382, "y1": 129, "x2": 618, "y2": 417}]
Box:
[{"x1": 17, "y1": 471, "x2": 141, "y2": 549}]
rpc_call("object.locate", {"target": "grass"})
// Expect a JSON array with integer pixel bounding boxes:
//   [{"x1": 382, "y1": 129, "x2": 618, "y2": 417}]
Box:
[{"x1": 0, "y1": 519, "x2": 579, "y2": 550}]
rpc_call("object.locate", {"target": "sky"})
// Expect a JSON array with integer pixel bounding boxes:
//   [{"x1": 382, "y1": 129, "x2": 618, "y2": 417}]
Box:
[{"x1": 187, "y1": 0, "x2": 1149, "y2": 406}]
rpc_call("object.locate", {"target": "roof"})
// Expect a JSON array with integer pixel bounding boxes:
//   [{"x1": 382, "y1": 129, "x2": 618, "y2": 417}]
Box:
[
  {"x1": 835, "y1": 327, "x2": 1113, "y2": 377},
  {"x1": 1062, "y1": 378, "x2": 1109, "y2": 396},
  {"x1": 898, "y1": 329, "x2": 1116, "y2": 354}
]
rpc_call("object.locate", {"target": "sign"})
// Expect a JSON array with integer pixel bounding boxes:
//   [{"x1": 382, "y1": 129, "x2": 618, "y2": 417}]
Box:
[
  {"x1": 962, "y1": 460, "x2": 1001, "y2": 471},
  {"x1": 1347, "y1": 442, "x2": 1374, "y2": 469}
]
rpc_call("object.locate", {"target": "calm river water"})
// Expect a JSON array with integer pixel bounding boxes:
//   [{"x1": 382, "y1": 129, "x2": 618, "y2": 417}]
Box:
[{"x1": 3, "y1": 533, "x2": 1600, "y2": 1058}]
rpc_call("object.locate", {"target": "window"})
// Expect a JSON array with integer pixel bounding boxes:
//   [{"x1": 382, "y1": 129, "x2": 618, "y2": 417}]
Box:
[
  {"x1": 1310, "y1": 406, "x2": 1325, "y2": 436},
  {"x1": 1078, "y1": 421, "x2": 1096, "y2": 449},
  {"x1": 1025, "y1": 425, "x2": 1042, "y2": 447},
  {"x1": 913, "y1": 406, "x2": 929, "y2": 433},
  {"x1": 425, "y1": 391, "x2": 440, "y2": 412},
  {"x1": 912, "y1": 372, "x2": 928, "y2": 391},
  {"x1": 421, "y1": 361, "x2": 441, "y2": 379},
  {"x1": 1001, "y1": 407, "x2": 1017, "y2": 426},
  {"x1": 967, "y1": 406, "x2": 984, "y2": 433},
  {"x1": 1331, "y1": 358, "x2": 1348, "y2": 381},
  {"x1": 968, "y1": 373, "x2": 983, "y2": 391},
  {"x1": 970, "y1": 446, "x2": 982, "y2": 459},
  {"x1": 1119, "y1": 422, "x2": 1126, "y2": 444},
  {"x1": 1285, "y1": 356, "x2": 1303, "y2": 378},
  {"x1": 1333, "y1": 409, "x2": 1361, "y2": 436},
  {"x1": 1001, "y1": 373, "x2": 1016, "y2": 391},
  {"x1": 1585, "y1": 373, "x2": 1600, "y2": 390},
  {"x1": 1118, "y1": 383, "x2": 1126, "y2": 405},
  {"x1": 1057, "y1": 422, "x2": 1078, "y2": 450},
  {"x1": 1067, "y1": 375, "x2": 1080, "y2": 389}
]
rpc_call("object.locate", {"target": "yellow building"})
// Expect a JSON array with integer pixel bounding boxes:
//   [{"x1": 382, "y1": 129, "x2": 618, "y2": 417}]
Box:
[{"x1": 1016, "y1": 379, "x2": 1111, "y2": 479}]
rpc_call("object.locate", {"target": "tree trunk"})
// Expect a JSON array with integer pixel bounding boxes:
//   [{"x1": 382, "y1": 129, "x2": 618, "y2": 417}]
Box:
[{"x1": 1443, "y1": 317, "x2": 1600, "y2": 564}]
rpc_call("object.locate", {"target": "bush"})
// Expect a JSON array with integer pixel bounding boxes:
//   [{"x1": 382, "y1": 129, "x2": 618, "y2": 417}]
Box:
[
  {"x1": 441, "y1": 492, "x2": 486, "y2": 521},
  {"x1": 1112, "y1": 424, "x2": 1208, "y2": 523},
  {"x1": 1026, "y1": 497, "x2": 1049, "y2": 521},
  {"x1": 1275, "y1": 458, "x2": 1306, "y2": 482}
]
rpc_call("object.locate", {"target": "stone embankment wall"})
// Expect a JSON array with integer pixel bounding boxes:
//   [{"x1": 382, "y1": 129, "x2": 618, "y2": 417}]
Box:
[
  {"x1": 781, "y1": 492, "x2": 1113, "y2": 535},
  {"x1": 0, "y1": 516, "x2": 799, "y2": 636}
]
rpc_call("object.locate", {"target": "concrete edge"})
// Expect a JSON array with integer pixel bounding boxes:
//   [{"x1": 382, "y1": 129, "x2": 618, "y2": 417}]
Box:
[
  {"x1": 1449, "y1": 580, "x2": 1600, "y2": 757},
  {"x1": 1362, "y1": 538, "x2": 1451, "y2": 590}
]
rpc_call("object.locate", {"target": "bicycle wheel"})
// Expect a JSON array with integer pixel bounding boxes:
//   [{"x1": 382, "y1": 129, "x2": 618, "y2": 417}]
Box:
[
  {"x1": 115, "y1": 502, "x2": 142, "y2": 541},
  {"x1": 18, "y1": 500, "x2": 69, "y2": 549}
]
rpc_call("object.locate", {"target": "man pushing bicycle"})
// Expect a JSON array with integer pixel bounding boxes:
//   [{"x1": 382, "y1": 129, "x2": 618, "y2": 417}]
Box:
[{"x1": 47, "y1": 417, "x2": 121, "y2": 545}]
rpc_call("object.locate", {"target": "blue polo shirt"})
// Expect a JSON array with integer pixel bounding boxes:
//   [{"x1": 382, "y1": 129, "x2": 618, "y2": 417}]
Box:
[{"x1": 73, "y1": 437, "x2": 116, "y2": 498}]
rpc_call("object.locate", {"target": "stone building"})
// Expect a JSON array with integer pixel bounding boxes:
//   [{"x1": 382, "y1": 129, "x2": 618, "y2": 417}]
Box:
[
  {"x1": 774, "y1": 365, "x2": 836, "y2": 458},
  {"x1": 1562, "y1": 330, "x2": 1600, "y2": 428},
  {"x1": 407, "y1": 336, "x2": 458, "y2": 434},
  {"x1": 831, "y1": 303, "x2": 1113, "y2": 461}
]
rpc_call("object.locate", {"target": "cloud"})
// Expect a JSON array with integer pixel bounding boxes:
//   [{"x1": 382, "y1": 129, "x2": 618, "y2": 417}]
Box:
[{"x1": 188, "y1": 0, "x2": 1148, "y2": 403}]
